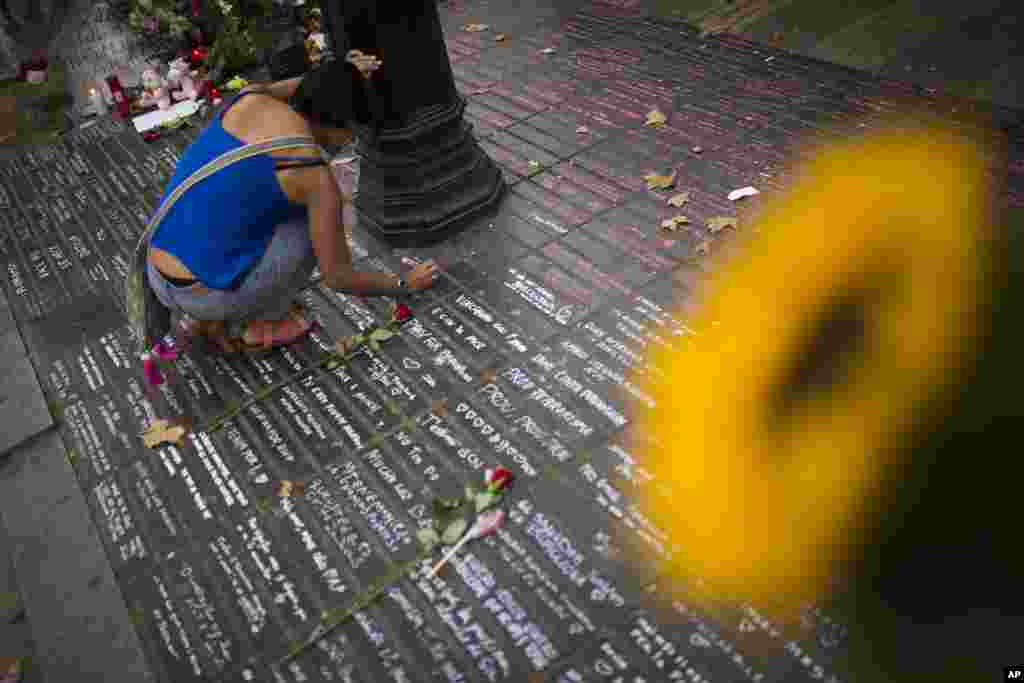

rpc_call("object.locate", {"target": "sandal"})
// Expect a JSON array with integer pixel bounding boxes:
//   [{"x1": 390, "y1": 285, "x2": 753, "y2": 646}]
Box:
[
  {"x1": 235, "y1": 308, "x2": 313, "y2": 354},
  {"x1": 181, "y1": 319, "x2": 244, "y2": 354}
]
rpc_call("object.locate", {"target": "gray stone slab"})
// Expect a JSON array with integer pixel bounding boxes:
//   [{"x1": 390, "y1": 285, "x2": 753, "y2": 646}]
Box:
[
  {"x1": 0, "y1": 335, "x2": 53, "y2": 456},
  {"x1": 0, "y1": 429, "x2": 157, "y2": 683}
]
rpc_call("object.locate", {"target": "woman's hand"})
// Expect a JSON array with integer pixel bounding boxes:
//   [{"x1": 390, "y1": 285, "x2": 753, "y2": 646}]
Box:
[
  {"x1": 346, "y1": 50, "x2": 382, "y2": 79},
  {"x1": 406, "y1": 260, "x2": 439, "y2": 290}
]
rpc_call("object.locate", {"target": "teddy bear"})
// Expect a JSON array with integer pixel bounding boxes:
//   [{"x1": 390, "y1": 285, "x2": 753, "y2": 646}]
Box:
[
  {"x1": 166, "y1": 58, "x2": 199, "y2": 102},
  {"x1": 139, "y1": 66, "x2": 172, "y2": 110}
]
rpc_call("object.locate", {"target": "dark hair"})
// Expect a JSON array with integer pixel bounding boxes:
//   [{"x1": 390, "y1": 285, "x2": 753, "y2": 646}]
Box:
[{"x1": 289, "y1": 57, "x2": 371, "y2": 129}]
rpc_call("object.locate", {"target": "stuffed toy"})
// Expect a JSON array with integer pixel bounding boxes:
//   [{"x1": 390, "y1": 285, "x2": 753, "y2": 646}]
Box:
[
  {"x1": 139, "y1": 66, "x2": 172, "y2": 110},
  {"x1": 167, "y1": 58, "x2": 199, "y2": 101}
]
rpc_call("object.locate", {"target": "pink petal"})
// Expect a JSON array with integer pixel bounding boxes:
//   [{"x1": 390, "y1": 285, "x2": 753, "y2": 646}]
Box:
[
  {"x1": 143, "y1": 356, "x2": 165, "y2": 386},
  {"x1": 153, "y1": 341, "x2": 178, "y2": 361}
]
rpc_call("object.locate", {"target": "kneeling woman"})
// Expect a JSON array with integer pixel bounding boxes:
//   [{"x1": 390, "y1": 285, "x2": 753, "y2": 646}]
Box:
[{"x1": 146, "y1": 51, "x2": 437, "y2": 352}]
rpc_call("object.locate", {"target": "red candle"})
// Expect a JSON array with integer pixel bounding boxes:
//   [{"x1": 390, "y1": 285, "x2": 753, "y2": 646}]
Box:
[
  {"x1": 191, "y1": 0, "x2": 201, "y2": 18},
  {"x1": 106, "y1": 75, "x2": 131, "y2": 118},
  {"x1": 16, "y1": 50, "x2": 48, "y2": 81}
]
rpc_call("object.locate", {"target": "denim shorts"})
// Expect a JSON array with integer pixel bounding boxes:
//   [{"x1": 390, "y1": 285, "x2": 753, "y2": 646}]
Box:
[{"x1": 147, "y1": 217, "x2": 316, "y2": 334}]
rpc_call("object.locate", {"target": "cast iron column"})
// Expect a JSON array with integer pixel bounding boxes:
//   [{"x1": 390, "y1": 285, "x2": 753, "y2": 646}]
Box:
[{"x1": 322, "y1": 0, "x2": 505, "y2": 246}]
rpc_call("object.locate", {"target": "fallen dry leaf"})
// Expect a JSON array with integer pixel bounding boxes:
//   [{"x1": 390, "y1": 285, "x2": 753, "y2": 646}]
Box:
[
  {"x1": 695, "y1": 239, "x2": 712, "y2": 256},
  {"x1": 667, "y1": 192, "x2": 690, "y2": 207},
  {"x1": 464, "y1": 23, "x2": 490, "y2": 32},
  {"x1": 575, "y1": 126, "x2": 590, "y2": 134},
  {"x1": 279, "y1": 480, "x2": 306, "y2": 498},
  {"x1": 707, "y1": 216, "x2": 738, "y2": 234},
  {"x1": 495, "y1": 33, "x2": 506, "y2": 42},
  {"x1": 430, "y1": 398, "x2": 449, "y2": 417},
  {"x1": 335, "y1": 336, "x2": 359, "y2": 355},
  {"x1": 728, "y1": 186, "x2": 760, "y2": 201},
  {"x1": 644, "y1": 109, "x2": 667, "y2": 128},
  {"x1": 480, "y1": 367, "x2": 499, "y2": 384},
  {"x1": 644, "y1": 170, "x2": 677, "y2": 191},
  {"x1": 141, "y1": 419, "x2": 188, "y2": 449},
  {"x1": 660, "y1": 215, "x2": 690, "y2": 231}
]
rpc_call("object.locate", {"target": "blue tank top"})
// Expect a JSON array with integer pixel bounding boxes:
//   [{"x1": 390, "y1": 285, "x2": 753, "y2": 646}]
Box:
[{"x1": 150, "y1": 92, "x2": 309, "y2": 290}]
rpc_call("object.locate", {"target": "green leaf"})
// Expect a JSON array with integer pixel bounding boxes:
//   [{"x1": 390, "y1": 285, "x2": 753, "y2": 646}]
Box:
[
  {"x1": 432, "y1": 497, "x2": 461, "y2": 515},
  {"x1": 0, "y1": 591, "x2": 19, "y2": 613},
  {"x1": 441, "y1": 518, "x2": 468, "y2": 545},
  {"x1": 369, "y1": 328, "x2": 396, "y2": 342},
  {"x1": 431, "y1": 497, "x2": 465, "y2": 531},
  {"x1": 464, "y1": 483, "x2": 478, "y2": 501},
  {"x1": 368, "y1": 339, "x2": 381, "y2": 352},
  {"x1": 416, "y1": 527, "x2": 441, "y2": 550},
  {"x1": 326, "y1": 359, "x2": 340, "y2": 370},
  {"x1": 383, "y1": 399, "x2": 400, "y2": 415},
  {"x1": 127, "y1": 604, "x2": 146, "y2": 626},
  {"x1": 475, "y1": 491, "x2": 500, "y2": 512},
  {"x1": 399, "y1": 416, "x2": 418, "y2": 433}
]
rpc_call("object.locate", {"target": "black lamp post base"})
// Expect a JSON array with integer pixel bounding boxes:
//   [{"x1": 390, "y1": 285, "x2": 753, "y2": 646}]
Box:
[{"x1": 351, "y1": 96, "x2": 506, "y2": 247}]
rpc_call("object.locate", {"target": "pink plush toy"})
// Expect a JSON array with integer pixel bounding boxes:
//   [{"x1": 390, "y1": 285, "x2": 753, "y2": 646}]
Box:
[
  {"x1": 167, "y1": 58, "x2": 199, "y2": 101},
  {"x1": 139, "y1": 66, "x2": 172, "y2": 110}
]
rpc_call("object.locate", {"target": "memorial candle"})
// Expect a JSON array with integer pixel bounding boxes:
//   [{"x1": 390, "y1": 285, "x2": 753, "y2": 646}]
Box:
[{"x1": 89, "y1": 87, "x2": 107, "y2": 116}]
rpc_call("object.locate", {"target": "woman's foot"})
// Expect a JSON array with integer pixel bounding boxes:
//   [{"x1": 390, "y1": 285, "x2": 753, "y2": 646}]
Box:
[
  {"x1": 179, "y1": 305, "x2": 313, "y2": 354},
  {"x1": 239, "y1": 306, "x2": 313, "y2": 352},
  {"x1": 181, "y1": 319, "x2": 243, "y2": 354}
]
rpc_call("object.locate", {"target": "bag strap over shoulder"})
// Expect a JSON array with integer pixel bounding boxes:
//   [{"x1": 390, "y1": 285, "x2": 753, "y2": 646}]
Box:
[{"x1": 138, "y1": 135, "x2": 328, "y2": 250}]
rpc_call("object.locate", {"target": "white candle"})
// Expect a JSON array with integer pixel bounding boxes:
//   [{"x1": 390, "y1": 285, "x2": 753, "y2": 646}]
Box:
[{"x1": 89, "y1": 87, "x2": 107, "y2": 115}]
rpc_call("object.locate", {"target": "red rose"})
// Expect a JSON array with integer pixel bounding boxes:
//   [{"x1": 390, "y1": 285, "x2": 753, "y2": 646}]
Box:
[
  {"x1": 152, "y1": 340, "x2": 178, "y2": 362},
  {"x1": 142, "y1": 130, "x2": 161, "y2": 142},
  {"x1": 392, "y1": 303, "x2": 413, "y2": 323},
  {"x1": 485, "y1": 466, "x2": 514, "y2": 493},
  {"x1": 142, "y1": 354, "x2": 165, "y2": 386}
]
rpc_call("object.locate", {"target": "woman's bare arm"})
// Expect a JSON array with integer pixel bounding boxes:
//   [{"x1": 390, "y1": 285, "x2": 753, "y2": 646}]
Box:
[
  {"x1": 244, "y1": 51, "x2": 379, "y2": 103},
  {"x1": 306, "y1": 170, "x2": 438, "y2": 293},
  {"x1": 304, "y1": 168, "x2": 411, "y2": 294},
  {"x1": 243, "y1": 76, "x2": 305, "y2": 101}
]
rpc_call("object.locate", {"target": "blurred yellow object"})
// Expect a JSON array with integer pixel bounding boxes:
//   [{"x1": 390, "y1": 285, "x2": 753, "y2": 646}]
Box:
[
  {"x1": 224, "y1": 76, "x2": 249, "y2": 92},
  {"x1": 632, "y1": 120, "x2": 1000, "y2": 621}
]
